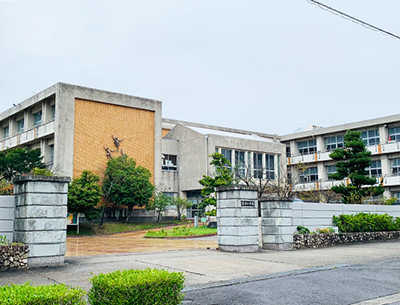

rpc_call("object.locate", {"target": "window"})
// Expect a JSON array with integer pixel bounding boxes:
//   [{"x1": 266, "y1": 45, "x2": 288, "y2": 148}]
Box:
[
  {"x1": 235, "y1": 151, "x2": 246, "y2": 178},
  {"x1": 221, "y1": 149, "x2": 232, "y2": 166},
  {"x1": 265, "y1": 154, "x2": 275, "y2": 180},
  {"x1": 299, "y1": 167, "x2": 318, "y2": 183},
  {"x1": 51, "y1": 105, "x2": 55, "y2": 120},
  {"x1": 286, "y1": 146, "x2": 291, "y2": 157},
  {"x1": 366, "y1": 160, "x2": 382, "y2": 177},
  {"x1": 33, "y1": 111, "x2": 42, "y2": 127},
  {"x1": 297, "y1": 139, "x2": 317, "y2": 155},
  {"x1": 50, "y1": 145, "x2": 54, "y2": 164},
  {"x1": 17, "y1": 119, "x2": 24, "y2": 133},
  {"x1": 389, "y1": 127, "x2": 400, "y2": 142},
  {"x1": 3, "y1": 126, "x2": 9, "y2": 139},
  {"x1": 162, "y1": 154, "x2": 177, "y2": 171},
  {"x1": 253, "y1": 153, "x2": 263, "y2": 179},
  {"x1": 393, "y1": 192, "x2": 400, "y2": 203},
  {"x1": 324, "y1": 135, "x2": 344, "y2": 152},
  {"x1": 326, "y1": 165, "x2": 336, "y2": 180},
  {"x1": 361, "y1": 129, "x2": 380, "y2": 146},
  {"x1": 390, "y1": 158, "x2": 400, "y2": 176}
]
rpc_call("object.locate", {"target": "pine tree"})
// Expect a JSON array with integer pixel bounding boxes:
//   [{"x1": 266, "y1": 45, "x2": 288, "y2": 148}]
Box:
[{"x1": 329, "y1": 130, "x2": 384, "y2": 204}]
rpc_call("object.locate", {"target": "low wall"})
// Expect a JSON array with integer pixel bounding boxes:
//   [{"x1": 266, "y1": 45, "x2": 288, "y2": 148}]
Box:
[
  {"x1": 293, "y1": 202, "x2": 400, "y2": 231},
  {"x1": 0, "y1": 196, "x2": 15, "y2": 243},
  {"x1": 0, "y1": 244, "x2": 29, "y2": 271},
  {"x1": 294, "y1": 231, "x2": 400, "y2": 249}
]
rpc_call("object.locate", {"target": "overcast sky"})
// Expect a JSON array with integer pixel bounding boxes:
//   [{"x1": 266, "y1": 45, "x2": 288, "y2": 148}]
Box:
[{"x1": 1, "y1": 0, "x2": 399, "y2": 135}]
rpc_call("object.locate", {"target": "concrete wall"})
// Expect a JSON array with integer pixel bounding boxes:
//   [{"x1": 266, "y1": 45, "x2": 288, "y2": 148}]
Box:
[
  {"x1": 293, "y1": 202, "x2": 400, "y2": 231},
  {"x1": 0, "y1": 196, "x2": 15, "y2": 242}
]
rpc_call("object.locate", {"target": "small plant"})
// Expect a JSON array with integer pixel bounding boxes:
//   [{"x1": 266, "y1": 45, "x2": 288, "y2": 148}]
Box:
[
  {"x1": 0, "y1": 235, "x2": 9, "y2": 245},
  {"x1": 181, "y1": 215, "x2": 187, "y2": 220},
  {"x1": 0, "y1": 180, "x2": 13, "y2": 195},
  {"x1": 205, "y1": 209, "x2": 216, "y2": 216},
  {"x1": 30, "y1": 167, "x2": 54, "y2": 176},
  {"x1": 313, "y1": 227, "x2": 335, "y2": 234},
  {"x1": 294, "y1": 226, "x2": 310, "y2": 235}
]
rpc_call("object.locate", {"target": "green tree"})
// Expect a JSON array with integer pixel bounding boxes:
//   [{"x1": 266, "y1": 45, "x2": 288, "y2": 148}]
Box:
[
  {"x1": 102, "y1": 155, "x2": 154, "y2": 223},
  {"x1": 68, "y1": 171, "x2": 102, "y2": 220},
  {"x1": 199, "y1": 152, "x2": 235, "y2": 208},
  {"x1": 329, "y1": 130, "x2": 384, "y2": 204},
  {"x1": 146, "y1": 192, "x2": 172, "y2": 223},
  {"x1": 171, "y1": 197, "x2": 192, "y2": 221},
  {"x1": 0, "y1": 147, "x2": 45, "y2": 182}
]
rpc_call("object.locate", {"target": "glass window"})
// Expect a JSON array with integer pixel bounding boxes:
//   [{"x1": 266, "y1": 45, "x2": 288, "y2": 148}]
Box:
[
  {"x1": 326, "y1": 165, "x2": 336, "y2": 180},
  {"x1": 393, "y1": 192, "x2": 400, "y2": 203},
  {"x1": 50, "y1": 145, "x2": 54, "y2": 164},
  {"x1": 297, "y1": 139, "x2": 317, "y2": 155},
  {"x1": 366, "y1": 160, "x2": 382, "y2": 177},
  {"x1": 390, "y1": 158, "x2": 400, "y2": 176},
  {"x1": 324, "y1": 135, "x2": 344, "y2": 152},
  {"x1": 33, "y1": 111, "x2": 42, "y2": 127},
  {"x1": 221, "y1": 149, "x2": 232, "y2": 166},
  {"x1": 361, "y1": 130, "x2": 380, "y2": 146},
  {"x1": 299, "y1": 167, "x2": 318, "y2": 183},
  {"x1": 389, "y1": 127, "x2": 400, "y2": 142},
  {"x1": 51, "y1": 105, "x2": 55, "y2": 120},
  {"x1": 3, "y1": 126, "x2": 9, "y2": 139},
  {"x1": 17, "y1": 119, "x2": 24, "y2": 133},
  {"x1": 253, "y1": 153, "x2": 263, "y2": 179},
  {"x1": 286, "y1": 146, "x2": 291, "y2": 158},
  {"x1": 162, "y1": 154, "x2": 177, "y2": 171},
  {"x1": 235, "y1": 151, "x2": 246, "y2": 178},
  {"x1": 265, "y1": 154, "x2": 275, "y2": 180}
]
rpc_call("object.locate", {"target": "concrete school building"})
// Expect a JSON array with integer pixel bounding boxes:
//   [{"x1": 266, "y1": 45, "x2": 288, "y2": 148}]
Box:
[{"x1": 1, "y1": 82, "x2": 400, "y2": 209}]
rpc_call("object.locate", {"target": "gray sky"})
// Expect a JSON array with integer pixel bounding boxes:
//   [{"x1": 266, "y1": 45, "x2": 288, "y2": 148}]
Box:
[{"x1": 1, "y1": 0, "x2": 399, "y2": 135}]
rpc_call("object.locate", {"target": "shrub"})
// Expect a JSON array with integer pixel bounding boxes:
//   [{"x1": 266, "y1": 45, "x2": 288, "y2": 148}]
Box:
[
  {"x1": 294, "y1": 226, "x2": 310, "y2": 235},
  {"x1": 0, "y1": 180, "x2": 13, "y2": 195},
  {"x1": 333, "y1": 213, "x2": 400, "y2": 233},
  {"x1": 0, "y1": 282, "x2": 86, "y2": 305},
  {"x1": 30, "y1": 167, "x2": 54, "y2": 176},
  {"x1": 88, "y1": 268, "x2": 185, "y2": 305},
  {"x1": 313, "y1": 227, "x2": 335, "y2": 234}
]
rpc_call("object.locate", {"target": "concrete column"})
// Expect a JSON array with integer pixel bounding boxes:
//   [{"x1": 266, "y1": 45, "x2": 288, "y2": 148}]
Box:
[
  {"x1": 261, "y1": 198, "x2": 293, "y2": 250},
  {"x1": 217, "y1": 185, "x2": 259, "y2": 252},
  {"x1": 13, "y1": 175, "x2": 71, "y2": 267}
]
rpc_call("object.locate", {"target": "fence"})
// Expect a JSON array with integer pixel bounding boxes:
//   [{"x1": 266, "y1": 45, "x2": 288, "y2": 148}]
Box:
[{"x1": 0, "y1": 196, "x2": 15, "y2": 242}]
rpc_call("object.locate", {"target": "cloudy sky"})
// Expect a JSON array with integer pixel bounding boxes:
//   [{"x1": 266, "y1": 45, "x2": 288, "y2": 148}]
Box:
[{"x1": 0, "y1": 0, "x2": 399, "y2": 135}]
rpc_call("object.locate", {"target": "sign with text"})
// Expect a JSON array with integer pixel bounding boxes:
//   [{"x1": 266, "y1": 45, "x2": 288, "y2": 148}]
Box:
[{"x1": 241, "y1": 200, "x2": 255, "y2": 207}]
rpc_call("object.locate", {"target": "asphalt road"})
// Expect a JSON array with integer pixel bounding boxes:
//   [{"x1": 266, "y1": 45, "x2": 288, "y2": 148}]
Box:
[{"x1": 183, "y1": 259, "x2": 400, "y2": 305}]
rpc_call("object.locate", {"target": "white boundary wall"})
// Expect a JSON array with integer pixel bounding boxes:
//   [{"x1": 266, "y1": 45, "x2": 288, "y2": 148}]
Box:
[
  {"x1": 0, "y1": 196, "x2": 15, "y2": 242},
  {"x1": 293, "y1": 202, "x2": 400, "y2": 231}
]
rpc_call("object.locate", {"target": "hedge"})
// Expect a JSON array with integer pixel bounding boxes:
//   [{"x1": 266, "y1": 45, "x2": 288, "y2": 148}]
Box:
[
  {"x1": 333, "y1": 213, "x2": 400, "y2": 233},
  {"x1": 88, "y1": 268, "x2": 185, "y2": 305},
  {"x1": 0, "y1": 282, "x2": 86, "y2": 305}
]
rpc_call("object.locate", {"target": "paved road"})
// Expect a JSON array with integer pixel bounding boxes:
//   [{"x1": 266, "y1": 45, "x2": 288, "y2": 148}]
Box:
[{"x1": 184, "y1": 259, "x2": 400, "y2": 305}]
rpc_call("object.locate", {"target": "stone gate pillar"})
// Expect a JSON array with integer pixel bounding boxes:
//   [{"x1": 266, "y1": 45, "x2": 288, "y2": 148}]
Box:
[
  {"x1": 13, "y1": 175, "x2": 71, "y2": 267},
  {"x1": 260, "y1": 198, "x2": 293, "y2": 250},
  {"x1": 217, "y1": 185, "x2": 259, "y2": 252}
]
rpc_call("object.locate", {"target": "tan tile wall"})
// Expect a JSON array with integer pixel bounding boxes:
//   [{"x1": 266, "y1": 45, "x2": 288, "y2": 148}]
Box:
[
  {"x1": 162, "y1": 128, "x2": 171, "y2": 138},
  {"x1": 73, "y1": 99, "x2": 155, "y2": 182}
]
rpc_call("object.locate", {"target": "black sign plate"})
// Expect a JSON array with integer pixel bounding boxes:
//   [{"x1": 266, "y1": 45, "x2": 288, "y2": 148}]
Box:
[{"x1": 241, "y1": 200, "x2": 255, "y2": 207}]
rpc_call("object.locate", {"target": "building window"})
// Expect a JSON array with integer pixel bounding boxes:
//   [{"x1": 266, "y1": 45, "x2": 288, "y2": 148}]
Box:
[
  {"x1": 50, "y1": 145, "x2": 54, "y2": 164},
  {"x1": 390, "y1": 158, "x2": 400, "y2": 176},
  {"x1": 162, "y1": 154, "x2": 177, "y2": 171},
  {"x1": 3, "y1": 126, "x2": 9, "y2": 139},
  {"x1": 33, "y1": 111, "x2": 42, "y2": 127},
  {"x1": 221, "y1": 149, "x2": 232, "y2": 166},
  {"x1": 366, "y1": 160, "x2": 382, "y2": 177},
  {"x1": 51, "y1": 105, "x2": 55, "y2": 120},
  {"x1": 17, "y1": 119, "x2": 24, "y2": 134},
  {"x1": 388, "y1": 127, "x2": 400, "y2": 142},
  {"x1": 286, "y1": 146, "x2": 291, "y2": 158},
  {"x1": 297, "y1": 139, "x2": 317, "y2": 155},
  {"x1": 253, "y1": 153, "x2": 263, "y2": 179},
  {"x1": 393, "y1": 192, "x2": 400, "y2": 203},
  {"x1": 265, "y1": 154, "x2": 275, "y2": 180},
  {"x1": 324, "y1": 135, "x2": 344, "y2": 152},
  {"x1": 326, "y1": 165, "x2": 336, "y2": 180},
  {"x1": 235, "y1": 151, "x2": 246, "y2": 178},
  {"x1": 299, "y1": 167, "x2": 318, "y2": 183},
  {"x1": 361, "y1": 129, "x2": 380, "y2": 146}
]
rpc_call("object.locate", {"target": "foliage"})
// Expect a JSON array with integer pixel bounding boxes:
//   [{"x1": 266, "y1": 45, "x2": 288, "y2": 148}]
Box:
[
  {"x1": 199, "y1": 153, "x2": 235, "y2": 208},
  {"x1": 332, "y1": 213, "x2": 400, "y2": 233},
  {"x1": 171, "y1": 197, "x2": 192, "y2": 221},
  {"x1": 145, "y1": 225, "x2": 217, "y2": 238},
  {"x1": 0, "y1": 180, "x2": 13, "y2": 195},
  {"x1": 0, "y1": 282, "x2": 86, "y2": 305},
  {"x1": 88, "y1": 268, "x2": 185, "y2": 305},
  {"x1": 205, "y1": 209, "x2": 216, "y2": 216},
  {"x1": 68, "y1": 171, "x2": 102, "y2": 220},
  {"x1": 0, "y1": 235, "x2": 9, "y2": 245},
  {"x1": 102, "y1": 155, "x2": 154, "y2": 223},
  {"x1": 0, "y1": 147, "x2": 45, "y2": 182},
  {"x1": 313, "y1": 227, "x2": 335, "y2": 234},
  {"x1": 295, "y1": 226, "x2": 310, "y2": 235},
  {"x1": 329, "y1": 130, "x2": 384, "y2": 204},
  {"x1": 30, "y1": 167, "x2": 54, "y2": 176},
  {"x1": 146, "y1": 192, "x2": 172, "y2": 223},
  {"x1": 181, "y1": 215, "x2": 187, "y2": 220}
]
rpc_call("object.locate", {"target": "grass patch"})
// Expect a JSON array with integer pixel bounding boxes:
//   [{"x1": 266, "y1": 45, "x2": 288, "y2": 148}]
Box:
[
  {"x1": 145, "y1": 225, "x2": 217, "y2": 238},
  {"x1": 67, "y1": 220, "x2": 190, "y2": 236}
]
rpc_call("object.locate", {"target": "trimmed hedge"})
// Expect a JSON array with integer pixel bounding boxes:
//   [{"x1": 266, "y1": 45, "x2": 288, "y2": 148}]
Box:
[
  {"x1": 88, "y1": 268, "x2": 185, "y2": 305},
  {"x1": 0, "y1": 282, "x2": 86, "y2": 305},
  {"x1": 333, "y1": 213, "x2": 400, "y2": 233}
]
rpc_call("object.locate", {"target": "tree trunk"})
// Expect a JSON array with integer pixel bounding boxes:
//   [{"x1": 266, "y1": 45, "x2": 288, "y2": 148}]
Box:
[
  {"x1": 99, "y1": 206, "x2": 106, "y2": 226},
  {"x1": 126, "y1": 207, "x2": 132, "y2": 223},
  {"x1": 177, "y1": 209, "x2": 181, "y2": 221}
]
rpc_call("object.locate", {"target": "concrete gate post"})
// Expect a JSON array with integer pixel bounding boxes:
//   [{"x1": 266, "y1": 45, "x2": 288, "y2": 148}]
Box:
[
  {"x1": 13, "y1": 175, "x2": 71, "y2": 267},
  {"x1": 216, "y1": 185, "x2": 259, "y2": 252},
  {"x1": 260, "y1": 198, "x2": 293, "y2": 250}
]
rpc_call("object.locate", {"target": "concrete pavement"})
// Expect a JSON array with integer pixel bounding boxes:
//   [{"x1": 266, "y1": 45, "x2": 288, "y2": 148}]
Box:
[{"x1": 1, "y1": 240, "x2": 400, "y2": 292}]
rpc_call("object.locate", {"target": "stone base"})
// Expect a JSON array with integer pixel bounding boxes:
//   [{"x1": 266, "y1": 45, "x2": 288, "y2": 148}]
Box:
[
  {"x1": 263, "y1": 243, "x2": 293, "y2": 251},
  {"x1": 28, "y1": 256, "x2": 64, "y2": 268},
  {"x1": 219, "y1": 245, "x2": 259, "y2": 253}
]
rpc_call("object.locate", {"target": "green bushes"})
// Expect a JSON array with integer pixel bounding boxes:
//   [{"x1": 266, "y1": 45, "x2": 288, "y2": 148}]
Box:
[
  {"x1": 88, "y1": 268, "x2": 185, "y2": 305},
  {"x1": 0, "y1": 282, "x2": 86, "y2": 305},
  {"x1": 333, "y1": 213, "x2": 400, "y2": 233}
]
